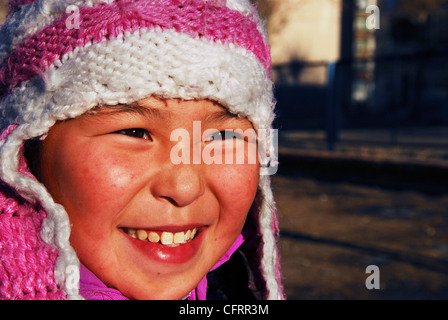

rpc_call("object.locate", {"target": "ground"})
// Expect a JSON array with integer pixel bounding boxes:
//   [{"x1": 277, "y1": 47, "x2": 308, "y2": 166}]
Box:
[{"x1": 273, "y1": 173, "x2": 448, "y2": 300}]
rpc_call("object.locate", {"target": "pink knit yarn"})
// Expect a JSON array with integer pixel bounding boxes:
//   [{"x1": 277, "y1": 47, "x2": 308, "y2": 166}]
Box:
[
  {"x1": 0, "y1": 126, "x2": 65, "y2": 300},
  {"x1": 0, "y1": 0, "x2": 271, "y2": 98}
]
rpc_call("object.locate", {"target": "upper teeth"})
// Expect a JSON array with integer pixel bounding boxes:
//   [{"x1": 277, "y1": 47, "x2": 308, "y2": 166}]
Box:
[{"x1": 125, "y1": 228, "x2": 197, "y2": 246}]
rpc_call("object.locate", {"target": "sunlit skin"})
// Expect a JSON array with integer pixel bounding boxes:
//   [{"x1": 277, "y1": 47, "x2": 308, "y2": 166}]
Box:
[{"x1": 38, "y1": 97, "x2": 260, "y2": 300}]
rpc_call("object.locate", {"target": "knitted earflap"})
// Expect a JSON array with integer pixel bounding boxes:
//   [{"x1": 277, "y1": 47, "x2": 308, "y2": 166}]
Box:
[{"x1": 0, "y1": 125, "x2": 67, "y2": 299}]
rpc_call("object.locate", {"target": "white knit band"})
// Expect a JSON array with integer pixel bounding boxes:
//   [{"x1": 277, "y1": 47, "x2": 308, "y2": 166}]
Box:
[{"x1": 1, "y1": 28, "x2": 274, "y2": 136}]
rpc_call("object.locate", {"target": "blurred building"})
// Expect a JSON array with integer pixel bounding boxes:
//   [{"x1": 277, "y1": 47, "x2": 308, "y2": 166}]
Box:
[
  {"x1": 265, "y1": 0, "x2": 343, "y2": 87},
  {"x1": 0, "y1": 1, "x2": 7, "y2": 24},
  {"x1": 352, "y1": 0, "x2": 377, "y2": 106},
  {"x1": 258, "y1": 0, "x2": 448, "y2": 130},
  {"x1": 370, "y1": 0, "x2": 448, "y2": 127}
]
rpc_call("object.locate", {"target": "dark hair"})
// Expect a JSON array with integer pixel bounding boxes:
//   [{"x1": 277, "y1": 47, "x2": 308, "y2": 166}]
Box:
[{"x1": 23, "y1": 138, "x2": 43, "y2": 180}]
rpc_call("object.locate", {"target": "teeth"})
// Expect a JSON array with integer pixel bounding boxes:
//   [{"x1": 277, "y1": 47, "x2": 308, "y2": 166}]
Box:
[
  {"x1": 127, "y1": 228, "x2": 137, "y2": 239},
  {"x1": 185, "y1": 230, "x2": 192, "y2": 241},
  {"x1": 161, "y1": 232, "x2": 174, "y2": 245},
  {"x1": 137, "y1": 229, "x2": 148, "y2": 241},
  {"x1": 174, "y1": 232, "x2": 185, "y2": 244},
  {"x1": 125, "y1": 228, "x2": 198, "y2": 246},
  {"x1": 148, "y1": 231, "x2": 160, "y2": 243}
]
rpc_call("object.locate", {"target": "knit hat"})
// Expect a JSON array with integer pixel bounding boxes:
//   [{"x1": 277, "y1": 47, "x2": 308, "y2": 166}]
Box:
[{"x1": 0, "y1": 0, "x2": 283, "y2": 300}]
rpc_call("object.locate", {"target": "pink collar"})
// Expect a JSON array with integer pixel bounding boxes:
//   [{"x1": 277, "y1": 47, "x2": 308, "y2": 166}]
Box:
[{"x1": 79, "y1": 264, "x2": 129, "y2": 300}]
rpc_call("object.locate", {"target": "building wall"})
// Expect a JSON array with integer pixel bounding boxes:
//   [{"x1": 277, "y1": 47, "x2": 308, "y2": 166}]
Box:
[
  {"x1": 0, "y1": 0, "x2": 7, "y2": 24},
  {"x1": 266, "y1": 0, "x2": 343, "y2": 86}
]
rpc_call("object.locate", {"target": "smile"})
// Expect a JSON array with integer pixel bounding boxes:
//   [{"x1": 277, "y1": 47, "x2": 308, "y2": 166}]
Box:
[
  {"x1": 123, "y1": 228, "x2": 198, "y2": 247},
  {"x1": 121, "y1": 225, "x2": 206, "y2": 264}
]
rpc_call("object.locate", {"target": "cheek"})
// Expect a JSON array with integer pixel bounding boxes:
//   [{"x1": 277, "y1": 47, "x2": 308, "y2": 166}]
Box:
[
  {"x1": 209, "y1": 163, "x2": 259, "y2": 233},
  {"x1": 49, "y1": 145, "x2": 142, "y2": 230},
  {"x1": 84, "y1": 155, "x2": 136, "y2": 197}
]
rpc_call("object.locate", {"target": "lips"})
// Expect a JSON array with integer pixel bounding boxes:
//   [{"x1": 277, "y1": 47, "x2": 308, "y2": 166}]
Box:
[{"x1": 120, "y1": 226, "x2": 206, "y2": 264}]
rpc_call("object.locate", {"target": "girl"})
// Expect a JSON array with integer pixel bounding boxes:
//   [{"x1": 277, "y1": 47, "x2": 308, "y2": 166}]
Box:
[{"x1": 0, "y1": 0, "x2": 284, "y2": 300}]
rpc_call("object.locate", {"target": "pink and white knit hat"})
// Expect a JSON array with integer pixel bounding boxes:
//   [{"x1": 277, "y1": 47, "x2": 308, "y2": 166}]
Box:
[{"x1": 0, "y1": 0, "x2": 283, "y2": 299}]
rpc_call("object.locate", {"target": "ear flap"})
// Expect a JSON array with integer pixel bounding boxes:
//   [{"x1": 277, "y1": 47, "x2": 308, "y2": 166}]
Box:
[{"x1": 0, "y1": 125, "x2": 67, "y2": 300}]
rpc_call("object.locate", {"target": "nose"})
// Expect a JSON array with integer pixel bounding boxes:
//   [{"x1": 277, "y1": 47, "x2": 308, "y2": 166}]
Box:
[{"x1": 149, "y1": 163, "x2": 205, "y2": 207}]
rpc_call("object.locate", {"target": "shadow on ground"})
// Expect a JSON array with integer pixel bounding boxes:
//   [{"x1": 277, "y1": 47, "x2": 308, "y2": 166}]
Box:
[{"x1": 273, "y1": 165, "x2": 448, "y2": 300}]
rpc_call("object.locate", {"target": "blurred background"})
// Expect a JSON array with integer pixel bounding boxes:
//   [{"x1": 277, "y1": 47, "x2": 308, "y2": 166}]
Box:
[
  {"x1": 1, "y1": 0, "x2": 447, "y2": 300},
  {"x1": 251, "y1": 0, "x2": 448, "y2": 299}
]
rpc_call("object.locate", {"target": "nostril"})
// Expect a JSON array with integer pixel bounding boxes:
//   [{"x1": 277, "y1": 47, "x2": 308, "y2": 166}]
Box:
[
  {"x1": 161, "y1": 196, "x2": 180, "y2": 207},
  {"x1": 149, "y1": 165, "x2": 205, "y2": 208}
]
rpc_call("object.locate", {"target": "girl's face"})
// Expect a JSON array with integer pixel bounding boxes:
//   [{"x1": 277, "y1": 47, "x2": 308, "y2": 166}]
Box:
[{"x1": 38, "y1": 97, "x2": 259, "y2": 300}]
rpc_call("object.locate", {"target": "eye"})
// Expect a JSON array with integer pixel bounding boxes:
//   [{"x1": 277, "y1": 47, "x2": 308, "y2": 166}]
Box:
[
  {"x1": 204, "y1": 130, "x2": 243, "y2": 142},
  {"x1": 113, "y1": 129, "x2": 151, "y2": 140}
]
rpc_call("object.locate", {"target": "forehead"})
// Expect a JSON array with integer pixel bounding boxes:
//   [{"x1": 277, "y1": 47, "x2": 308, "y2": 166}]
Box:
[{"x1": 87, "y1": 97, "x2": 252, "y2": 126}]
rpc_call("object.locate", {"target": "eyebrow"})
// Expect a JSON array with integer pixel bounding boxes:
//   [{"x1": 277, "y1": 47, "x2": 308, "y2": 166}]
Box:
[
  {"x1": 89, "y1": 101, "x2": 249, "y2": 126},
  {"x1": 89, "y1": 103, "x2": 164, "y2": 120},
  {"x1": 204, "y1": 108, "x2": 249, "y2": 126}
]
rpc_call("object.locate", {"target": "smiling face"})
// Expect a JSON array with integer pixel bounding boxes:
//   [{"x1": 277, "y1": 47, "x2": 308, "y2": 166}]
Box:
[{"x1": 37, "y1": 97, "x2": 259, "y2": 300}]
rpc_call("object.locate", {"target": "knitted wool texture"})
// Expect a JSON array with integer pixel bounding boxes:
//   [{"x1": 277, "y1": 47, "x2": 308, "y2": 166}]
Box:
[{"x1": 0, "y1": 0, "x2": 284, "y2": 300}]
